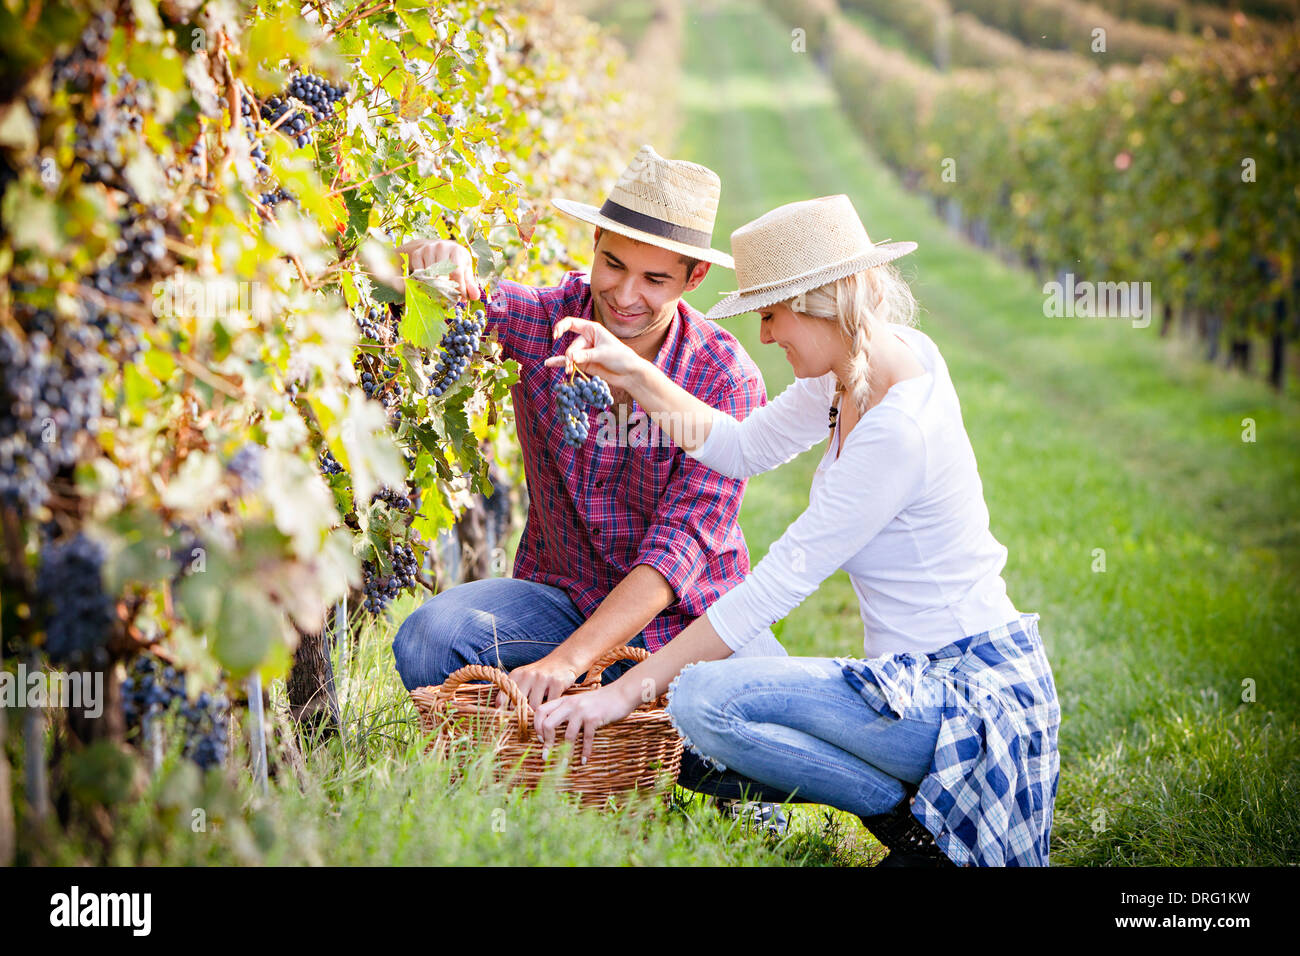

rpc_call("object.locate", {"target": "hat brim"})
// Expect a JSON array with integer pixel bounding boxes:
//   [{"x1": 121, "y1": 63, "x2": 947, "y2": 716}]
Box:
[
  {"x1": 703, "y1": 242, "x2": 918, "y2": 320},
  {"x1": 551, "y1": 198, "x2": 735, "y2": 269}
]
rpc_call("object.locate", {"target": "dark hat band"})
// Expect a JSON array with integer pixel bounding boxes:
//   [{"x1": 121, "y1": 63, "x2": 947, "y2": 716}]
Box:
[{"x1": 598, "y1": 198, "x2": 713, "y2": 249}]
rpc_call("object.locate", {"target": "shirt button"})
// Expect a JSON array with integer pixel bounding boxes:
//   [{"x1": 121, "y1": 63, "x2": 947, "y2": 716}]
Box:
[
  {"x1": 595, "y1": 480, "x2": 604, "y2": 488},
  {"x1": 593, "y1": 528, "x2": 600, "y2": 535}
]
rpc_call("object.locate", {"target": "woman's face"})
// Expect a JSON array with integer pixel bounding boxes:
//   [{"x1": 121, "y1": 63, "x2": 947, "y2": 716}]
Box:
[{"x1": 757, "y1": 300, "x2": 843, "y2": 378}]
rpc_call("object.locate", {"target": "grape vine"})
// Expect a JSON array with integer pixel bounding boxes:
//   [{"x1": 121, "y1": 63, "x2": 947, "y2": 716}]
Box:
[{"x1": 0, "y1": 0, "x2": 644, "y2": 831}]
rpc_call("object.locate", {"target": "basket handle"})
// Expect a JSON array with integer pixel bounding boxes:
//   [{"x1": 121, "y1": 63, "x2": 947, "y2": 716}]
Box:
[
  {"x1": 435, "y1": 664, "x2": 533, "y2": 740},
  {"x1": 582, "y1": 644, "x2": 650, "y2": 686}
]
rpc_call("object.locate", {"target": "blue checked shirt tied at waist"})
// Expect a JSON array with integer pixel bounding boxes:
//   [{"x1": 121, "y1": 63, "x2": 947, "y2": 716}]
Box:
[{"x1": 838, "y1": 611, "x2": 1061, "y2": 867}]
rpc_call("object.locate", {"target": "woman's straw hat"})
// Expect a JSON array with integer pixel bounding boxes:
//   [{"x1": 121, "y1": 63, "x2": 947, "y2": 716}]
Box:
[
  {"x1": 552, "y1": 145, "x2": 735, "y2": 268},
  {"x1": 705, "y1": 195, "x2": 917, "y2": 319}
]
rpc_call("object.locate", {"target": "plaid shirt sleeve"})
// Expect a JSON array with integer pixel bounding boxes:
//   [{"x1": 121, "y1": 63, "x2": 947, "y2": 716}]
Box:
[
  {"x1": 481, "y1": 279, "x2": 543, "y2": 362},
  {"x1": 632, "y1": 367, "x2": 766, "y2": 611}
]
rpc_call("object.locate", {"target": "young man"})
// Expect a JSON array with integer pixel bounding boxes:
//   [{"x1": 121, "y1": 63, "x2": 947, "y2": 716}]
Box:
[{"x1": 392, "y1": 145, "x2": 786, "y2": 721}]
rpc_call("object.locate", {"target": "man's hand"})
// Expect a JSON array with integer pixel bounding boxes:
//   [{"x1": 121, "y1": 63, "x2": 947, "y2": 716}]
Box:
[
  {"x1": 397, "y1": 238, "x2": 481, "y2": 301},
  {"x1": 533, "y1": 681, "x2": 640, "y2": 765},
  {"x1": 502, "y1": 654, "x2": 580, "y2": 711}
]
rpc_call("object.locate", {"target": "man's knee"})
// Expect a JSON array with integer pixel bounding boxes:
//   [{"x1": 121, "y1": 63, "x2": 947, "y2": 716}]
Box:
[{"x1": 392, "y1": 591, "x2": 495, "y2": 689}]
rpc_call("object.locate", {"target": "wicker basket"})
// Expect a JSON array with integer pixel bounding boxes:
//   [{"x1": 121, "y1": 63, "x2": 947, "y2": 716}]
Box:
[{"x1": 410, "y1": 645, "x2": 685, "y2": 808}]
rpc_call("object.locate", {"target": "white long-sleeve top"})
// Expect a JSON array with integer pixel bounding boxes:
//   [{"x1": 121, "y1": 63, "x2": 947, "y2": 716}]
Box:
[{"x1": 689, "y1": 324, "x2": 1020, "y2": 658}]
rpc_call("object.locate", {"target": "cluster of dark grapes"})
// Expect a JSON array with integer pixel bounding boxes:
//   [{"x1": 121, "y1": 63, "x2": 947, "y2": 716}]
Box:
[
  {"x1": 122, "y1": 656, "x2": 230, "y2": 771},
  {"x1": 66, "y1": 76, "x2": 166, "y2": 345},
  {"x1": 237, "y1": 73, "x2": 345, "y2": 192},
  {"x1": 0, "y1": 324, "x2": 104, "y2": 515},
  {"x1": 73, "y1": 105, "x2": 129, "y2": 188},
  {"x1": 34, "y1": 533, "x2": 115, "y2": 668},
  {"x1": 253, "y1": 74, "x2": 347, "y2": 151},
  {"x1": 259, "y1": 186, "x2": 294, "y2": 209},
  {"x1": 51, "y1": 8, "x2": 113, "y2": 94},
  {"x1": 361, "y1": 543, "x2": 420, "y2": 614},
  {"x1": 359, "y1": 363, "x2": 406, "y2": 423},
  {"x1": 258, "y1": 94, "x2": 312, "y2": 149},
  {"x1": 92, "y1": 211, "x2": 167, "y2": 291},
  {"x1": 72, "y1": 69, "x2": 146, "y2": 194},
  {"x1": 80, "y1": 207, "x2": 167, "y2": 351},
  {"x1": 239, "y1": 95, "x2": 272, "y2": 176},
  {"x1": 52, "y1": 21, "x2": 167, "y2": 352},
  {"x1": 373, "y1": 485, "x2": 412, "y2": 511},
  {"x1": 318, "y1": 448, "x2": 343, "y2": 476},
  {"x1": 286, "y1": 73, "x2": 350, "y2": 122},
  {"x1": 1, "y1": 15, "x2": 169, "y2": 517},
  {"x1": 553, "y1": 374, "x2": 613, "y2": 449},
  {"x1": 426, "y1": 303, "x2": 485, "y2": 398},
  {"x1": 64, "y1": 78, "x2": 163, "y2": 348},
  {"x1": 227, "y1": 443, "x2": 264, "y2": 490},
  {"x1": 357, "y1": 304, "x2": 390, "y2": 342}
]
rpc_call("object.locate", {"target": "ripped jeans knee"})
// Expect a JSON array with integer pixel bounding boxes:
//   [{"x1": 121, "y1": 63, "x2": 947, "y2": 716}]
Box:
[{"x1": 665, "y1": 660, "x2": 731, "y2": 772}]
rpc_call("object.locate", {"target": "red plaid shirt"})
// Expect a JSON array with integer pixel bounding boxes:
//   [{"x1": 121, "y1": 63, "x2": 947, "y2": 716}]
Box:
[{"x1": 485, "y1": 271, "x2": 767, "y2": 652}]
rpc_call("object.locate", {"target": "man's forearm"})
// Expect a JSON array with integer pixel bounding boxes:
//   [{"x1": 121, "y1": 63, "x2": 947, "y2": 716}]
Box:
[{"x1": 548, "y1": 564, "x2": 676, "y2": 673}]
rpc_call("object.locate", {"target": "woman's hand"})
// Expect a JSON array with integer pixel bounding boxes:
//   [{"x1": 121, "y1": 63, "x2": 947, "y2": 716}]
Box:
[
  {"x1": 545, "y1": 317, "x2": 647, "y2": 393},
  {"x1": 533, "y1": 681, "x2": 639, "y2": 765}
]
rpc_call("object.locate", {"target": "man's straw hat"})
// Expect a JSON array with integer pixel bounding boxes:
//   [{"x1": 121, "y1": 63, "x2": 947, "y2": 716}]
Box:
[
  {"x1": 552, "y1": 145, "x2": 735, "y2": 269},
  {"x1": 705, "y1": 195, "x2": 917, "y2": 319}
]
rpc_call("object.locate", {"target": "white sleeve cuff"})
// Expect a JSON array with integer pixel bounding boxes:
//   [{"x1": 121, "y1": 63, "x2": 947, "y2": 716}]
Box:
[{"x1": 704, "y1": 602, "x2": 754, "y2": 653}]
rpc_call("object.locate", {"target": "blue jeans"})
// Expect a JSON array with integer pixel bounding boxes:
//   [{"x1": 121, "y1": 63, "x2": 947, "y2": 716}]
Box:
[
  {"x1": 665, "y1": 656, "x2": 945, "y2": 817},
  {"x1": 391, "y1": 577, "x2": 787, "y2": 693}
]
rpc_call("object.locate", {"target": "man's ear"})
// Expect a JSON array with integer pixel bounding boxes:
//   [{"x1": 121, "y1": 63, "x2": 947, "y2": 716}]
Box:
[
  {"x1": 593, "y1": 226, "x2": 603, "y2": 250},
  {"x1": 684, "y1": 261, "x2": 711, "y2": 292}
]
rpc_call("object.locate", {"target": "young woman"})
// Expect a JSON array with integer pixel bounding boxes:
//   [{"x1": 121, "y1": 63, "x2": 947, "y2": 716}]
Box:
[{"x1": 533, "y1": 195, "x2": 1062, "y2": 867}]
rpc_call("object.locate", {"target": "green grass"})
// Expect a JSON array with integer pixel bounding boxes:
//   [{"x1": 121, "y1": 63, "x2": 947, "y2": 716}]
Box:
[{"x1": 21, "y1": 0, "x2": 1299, "y2": 867}]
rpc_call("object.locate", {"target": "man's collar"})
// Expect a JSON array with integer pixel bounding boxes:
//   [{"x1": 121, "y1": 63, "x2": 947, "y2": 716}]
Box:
[{"x1": 651, "y1": 298, "x2": 688, "y2": 370}]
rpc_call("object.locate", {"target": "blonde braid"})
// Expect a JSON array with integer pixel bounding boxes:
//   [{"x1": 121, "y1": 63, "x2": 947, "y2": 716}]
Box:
[{"x1": 840, "y1": 272, "x2": 877, "y2": 417}]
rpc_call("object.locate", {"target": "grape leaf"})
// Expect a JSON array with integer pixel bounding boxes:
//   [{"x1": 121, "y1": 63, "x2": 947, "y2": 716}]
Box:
[{"x1": 400, "y1": 274, "x2": 449, "y2": 349}]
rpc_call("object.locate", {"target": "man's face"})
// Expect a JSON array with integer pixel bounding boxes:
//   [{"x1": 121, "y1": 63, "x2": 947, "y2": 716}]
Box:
[{"x1": 589, "y1": 228, "x2": 709, "y2": 343}]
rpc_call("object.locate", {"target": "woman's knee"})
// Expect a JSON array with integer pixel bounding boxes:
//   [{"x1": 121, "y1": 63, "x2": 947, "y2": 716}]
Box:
[{"x1": 665, "y1": 661, "x2": 735, "y2": 750}]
